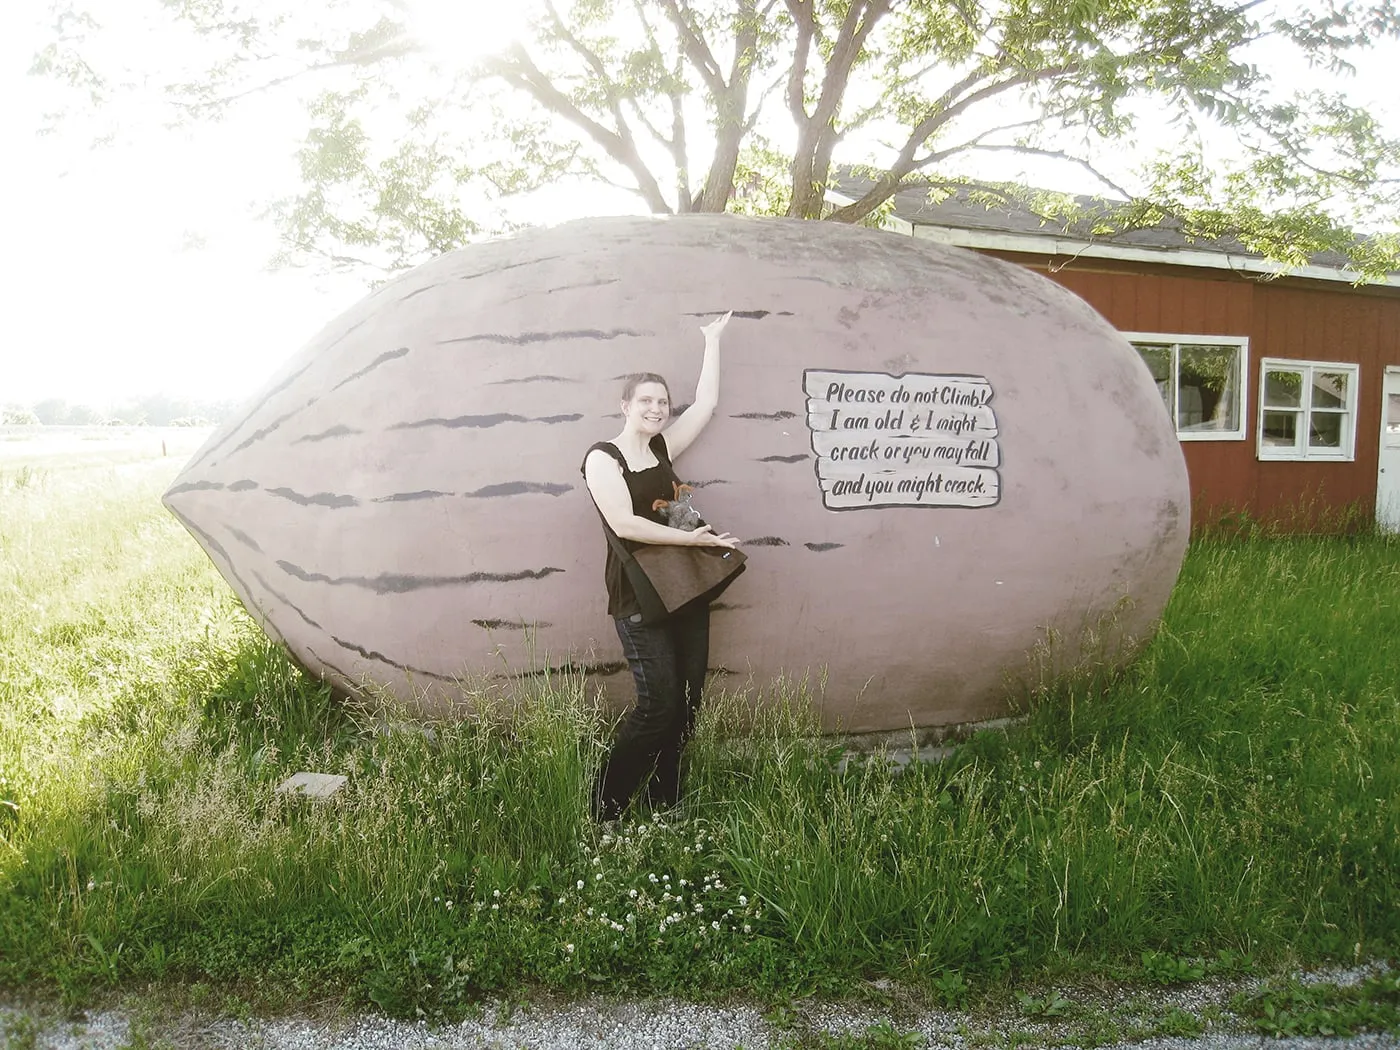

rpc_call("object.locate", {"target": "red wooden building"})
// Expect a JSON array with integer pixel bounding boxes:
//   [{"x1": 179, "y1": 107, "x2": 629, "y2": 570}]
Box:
[{"x1": 829, "y1": 180, "x2": 1400, "y2": 532}]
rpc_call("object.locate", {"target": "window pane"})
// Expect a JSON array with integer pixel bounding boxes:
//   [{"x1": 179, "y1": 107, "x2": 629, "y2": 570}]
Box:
[
  {"x1": 1178, "y1": 345, "x2": 1240, "y2": 432},
  {"x1": 1388, "y1": 393, "x2": 1400, "y2": 435},
  {"x1": 1311, "y1": 371, "x2": 1348, "y2": 410},
  {"x1": 1264, "y1": 369, "x2": 1303, "y2": 408},
  {"x1": 1309, "y1": 410, "x2": 1344, "y2": 449},
  {"x1": 1133, "y1": 344, "x2": 1173, "y2": 418},
  {"x1": 1261, "y1": 410, "x2": 1300, "y2": 448}
]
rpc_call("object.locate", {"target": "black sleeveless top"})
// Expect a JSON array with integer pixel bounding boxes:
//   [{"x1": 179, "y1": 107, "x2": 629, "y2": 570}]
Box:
[{"x1": 582, "y1": 434, "x2": 681, "y2": 618}]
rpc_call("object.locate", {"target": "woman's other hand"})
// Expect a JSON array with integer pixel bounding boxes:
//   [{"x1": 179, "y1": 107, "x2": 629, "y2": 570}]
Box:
[
  {"x1": 699, "y1": 311, "x2": 732, "y2": 343},
  {"x1": 685, "y1": 524, "x2": 740, "y2": 549}
]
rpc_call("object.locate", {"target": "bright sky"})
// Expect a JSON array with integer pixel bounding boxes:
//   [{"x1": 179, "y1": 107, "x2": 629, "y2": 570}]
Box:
[{"x1": 2, "y1": 2, "x2": 1397, "y2": 410}]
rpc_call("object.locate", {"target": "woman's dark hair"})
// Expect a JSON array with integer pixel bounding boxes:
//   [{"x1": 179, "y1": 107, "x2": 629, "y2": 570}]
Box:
[{"x1": 621, "y1": 372, "x2": 672, "y2": 404}]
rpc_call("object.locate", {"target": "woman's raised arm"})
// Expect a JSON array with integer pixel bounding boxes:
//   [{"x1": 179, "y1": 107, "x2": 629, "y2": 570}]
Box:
[{"x1": 663, "y1": 311, "x2": 731, "y2": 460}]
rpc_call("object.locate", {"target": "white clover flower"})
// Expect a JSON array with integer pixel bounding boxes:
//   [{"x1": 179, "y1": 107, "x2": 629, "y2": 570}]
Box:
[
  {"x1": 739, "y1": 895, "x2": 748, "y2": 906},
  {"x1": 445, "y1": 900, "x2": 453, "y2": 910},
  {"x1": 491, "y1": 903, "x2": 499, "y2": 910},
  {"x1": 744, "y1": 924, "x2": 752, "y2": 933},
  {"x1": 565, "y1": 943, "x2": 575, "y2": 954},
  {"x1": 711, "y1": 921, "x2": 720, "y2": 931},
  {"x1": 628, "y1": 889, "x2": 638, "y2": 898},
  {"x1": 576, "y1": 880, "x2": 585, "y2": 890},
  {"x1": 648, "y1": 874, "x2": 658, "y2": 883},
  {"x1": 595, "y1": 873, "x2": 603, "y2": 881},
  {"x1": 493, "y1": 889, "x2": 501, "y2": 898},
  {"x1": 626, "y1": 914, "x2": 635, "y2": 923},
  {"x1": 587, "y1": 907, "x2": 595, "y2": 916}
]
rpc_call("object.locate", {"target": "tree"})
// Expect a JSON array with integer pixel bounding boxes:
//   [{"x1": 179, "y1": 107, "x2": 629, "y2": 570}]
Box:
[
  {"x1": 2, "y1": 407, "x2": 41, "y2": 426},
  {"x1": 32, "y1": 0, "x2": 1400, "y2": 277},
  {"x1": 32, "y1": 398, "x2": 71, "y2": 425}
]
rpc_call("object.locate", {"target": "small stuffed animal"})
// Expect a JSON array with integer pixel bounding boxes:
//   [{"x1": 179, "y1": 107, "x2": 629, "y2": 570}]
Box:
[{"x1": 653, "y1": 481, "x2": 703, "y2": 530}]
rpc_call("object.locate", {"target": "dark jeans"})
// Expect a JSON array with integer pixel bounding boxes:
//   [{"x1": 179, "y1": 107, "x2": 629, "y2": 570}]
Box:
[{"x1": 593, "y1": 602, "x2": 710, "y2": 821}]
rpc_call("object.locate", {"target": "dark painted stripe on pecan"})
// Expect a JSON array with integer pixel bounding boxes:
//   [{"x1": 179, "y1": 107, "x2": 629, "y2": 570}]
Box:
[
  {"x1": 464, "y1": 482, "x2": 573, "y2": 498},
  {"x1": 709, "y1": 602, "x2": 749, "y2": 611},
  {"x1": 499, "y1": 277, "x2": 621, "y2": 304},
  {"x1": 275, "y1": 562, "x2": 565, "y2": 593},
  {"x1": 229, "y1": 479, "x2": 259, "y2": 492},
  {"x1": 173, "y1": 513, "x2": 290, "y2": 648},
  {"x1": 165, "y1": 480, "x2": 227, "y2": 496},
  {"x1": 471, "y1": 618, "x2": 555, "y2": 630},
  {"x1": 742, "y1": 536, "x2": 790, "y2": 547},
  {"x1": 503, "y1": 660, "x2": 628, "y2": 680},
  {"x1": 804, "y1": 542, "x2": 845, "y2": 552},
  {"x1": 758, "y1": 454, "x2": 810, "y2": 463},
  {"x1": 330, "y1": 634, "x2": 460, "y2": 682},
  {"x1": 306, "y1": 646, "x2": 360, "y2": 689},
  {"x1": 438, "y1": 328, "x2": 646, "y2": 346},
  {"x1": 681, "y1": 310, "x2": 793, "y2": 320},
  {"x1": 294, "y1": 424, "x2": 364, "y2": 444},
  {"x1": 398, "y1": 284, "x2": 441, "y2": 302},
  {"x1": 252, "y1": 570, "x2": 322, "y2": 630},
  {"x1": 456, "y1": 254, "x2": 565, "y2": 282},
  {"x1": 373, "y1": 490, "x2": 455, "y2": 503},
  {"x1": 222, "y1": 399, "x2": 323, "y2": 462},
  {"x1": 190, "y1": 316, "x2": 369, "y2": 469},
  {"x1": 267, "y1": 487, "x2": 360, "y2": 509},
  {"x1": 488, "y1": 374, "x2": 578, "y2": 385},
  {"x1": 393, "y1": 413, "x2": 528, "y2": 429},
  {"x1": 732, "y1": 410, "x2": 798, "y2": 420},
  {"x1": 390, "y1": 413, "x2": 582, "y2": 430},
  {"x1": 186, "y1": 361, "x2": 318, "y2": 468},
  {"x1": 332, "y1": 347, "x2": 411, "y2": 392},
  {"x1": 685, "y1": 479, "x2": 729, "y2": 489},
  {"x1": 228, "y1": 526, "x2": 263, "y2": 553}
]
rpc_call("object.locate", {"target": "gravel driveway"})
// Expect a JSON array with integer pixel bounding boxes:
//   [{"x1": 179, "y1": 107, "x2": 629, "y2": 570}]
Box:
[{"x1": 3, "y1": 966, "x2": 1397, "y2": 1049}]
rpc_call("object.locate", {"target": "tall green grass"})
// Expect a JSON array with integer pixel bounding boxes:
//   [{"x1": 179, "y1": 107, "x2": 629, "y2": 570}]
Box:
[{"x1": 1, "y1": 453, "x2": 1397, "y2": 1014}]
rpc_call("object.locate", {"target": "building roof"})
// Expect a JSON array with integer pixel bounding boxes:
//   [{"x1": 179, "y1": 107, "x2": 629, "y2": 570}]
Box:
[{"x1": 826, "y1": 171, "x2": 1399, "y2": 288}]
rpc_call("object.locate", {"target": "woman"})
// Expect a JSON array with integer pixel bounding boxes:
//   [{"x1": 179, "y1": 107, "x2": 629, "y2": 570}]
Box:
[{"x1": 581, "y1": 311, "x2": 739, "y2": 821}]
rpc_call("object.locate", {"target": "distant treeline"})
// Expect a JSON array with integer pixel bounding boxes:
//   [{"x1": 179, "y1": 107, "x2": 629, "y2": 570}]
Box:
[{"x1": 2, "y1": 394, "x2": 235, "y2": 427}]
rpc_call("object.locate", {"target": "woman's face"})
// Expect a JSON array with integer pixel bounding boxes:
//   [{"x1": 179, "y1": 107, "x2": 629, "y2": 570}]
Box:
[{"x1": 622, "y1": 382, "x2": 671, "y2": 435}]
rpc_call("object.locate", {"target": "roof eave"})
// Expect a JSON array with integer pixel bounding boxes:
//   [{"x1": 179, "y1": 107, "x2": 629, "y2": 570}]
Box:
[{"x1": 824, "y1": 189, "x2": 1400, "y2": 290}]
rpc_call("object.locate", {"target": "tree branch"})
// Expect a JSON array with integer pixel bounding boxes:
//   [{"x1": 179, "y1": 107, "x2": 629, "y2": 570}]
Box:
[
  {"x1": 484, "y1": 45, "x2": 672, "y2": 213},
  {"x1": 923, "y1": 144, "x2": 1134, "y2": 199},
  {"x1": 659, "y1": 0, "x2": 727, "y2": 95},
  {"x1": 784, "y1": 0, "x2": 814, "y2": 123}
]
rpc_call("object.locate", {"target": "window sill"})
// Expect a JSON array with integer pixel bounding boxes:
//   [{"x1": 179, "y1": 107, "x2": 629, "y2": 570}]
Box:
[
  {"x1": 1179, "y1": 431, "x2": 1247, "y2": 442},
  {"x1": 1257, "y1": 452, "x2": 1354, "y2": 463}
]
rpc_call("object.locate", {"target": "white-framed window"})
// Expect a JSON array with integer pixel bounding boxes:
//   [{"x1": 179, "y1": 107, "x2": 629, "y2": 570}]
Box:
[
  {"x1": 1124, "y1": 333, "x2": 1248, "y2": 441},
  {"x1": 1257, "y1": 358, "x2": 1360, "y2": 461}
]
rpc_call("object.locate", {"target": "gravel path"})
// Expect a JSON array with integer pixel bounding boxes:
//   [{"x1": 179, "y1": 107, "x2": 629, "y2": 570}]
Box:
[{"x1": 3, "y1": 966, "x2": 1396, "y2": 1050}]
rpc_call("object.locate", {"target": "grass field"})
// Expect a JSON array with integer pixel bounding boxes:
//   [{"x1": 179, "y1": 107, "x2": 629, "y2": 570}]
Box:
[{"x1": 1, "y1": 435, "x2": 1397, "y2": 1023}]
